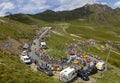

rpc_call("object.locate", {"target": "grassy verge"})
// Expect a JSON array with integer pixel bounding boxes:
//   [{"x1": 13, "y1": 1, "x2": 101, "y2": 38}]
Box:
[
  {"x1": 45, "y1": 32, "x2": 76, "y2": 58},
  {"x1": 0, "y1": 51, "x2": 60, "y2": 83},
  {"x1": 94, "y1": 66, "x2": 120, "y2": 83},
  {"x1": 81, "y1": 45, "x2": 120, "y2": 68},
  {"x1": 0, "y1": 23, "x2": 35, "y2": 40},
  {"x1": 66, "y1": 20, "x2": 120, "y2": 41}
]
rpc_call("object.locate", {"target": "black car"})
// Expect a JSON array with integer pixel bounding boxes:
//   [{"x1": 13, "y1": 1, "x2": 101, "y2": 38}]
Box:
[
  {"x1": 37, "y1": 65, "x2": 53, "y2": 76},
  {"x1": 41, "y1": 45, "x2": 48, "y2": 49},
  {"x1": 85, "y1": 66, "x2": 98, "y2": 76},
  {"x1": 77, "y1": 70, "x2": 89, "y2": 81}
]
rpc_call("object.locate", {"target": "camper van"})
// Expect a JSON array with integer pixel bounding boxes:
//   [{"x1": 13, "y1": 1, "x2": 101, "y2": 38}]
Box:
[{"x1": 59, "y1": 67, "x2": 77, "y2": 83}]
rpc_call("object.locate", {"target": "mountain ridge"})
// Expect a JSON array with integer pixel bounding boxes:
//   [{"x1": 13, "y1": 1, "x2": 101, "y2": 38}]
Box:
[
  {"x1": 5, "y1": 3, "x2": 120, "y2": 26},
  {"x1": 32, "y1": 4, "x2": 120, "y2": 22}
]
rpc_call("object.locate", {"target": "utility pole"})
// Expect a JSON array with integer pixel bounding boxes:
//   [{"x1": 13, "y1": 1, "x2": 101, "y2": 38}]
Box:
[
  {"x1": 6, "y1": 12, "x2": 12, "y2": 26},
  {"x1": 105, "y1": 44, "x2": 112, "y2": 70}
]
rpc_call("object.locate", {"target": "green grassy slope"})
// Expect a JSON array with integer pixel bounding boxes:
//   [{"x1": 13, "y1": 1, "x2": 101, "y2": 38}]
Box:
[
  {"x1": 0, "y1": 15, "x2": 49, "y2": 40},
  {"x1": 0, "y1": 51, "x2": 60, "y2": 83},
  {"x1": 45, "y1": 32, "x2": 76, "y2": 58},
  {"x1": 0, "y1": 19, "x2": 34, "y2": 40},
  {"x1": 66, "y1": 20, "x2": 120, "y2": 41},
  {"x1": 93, "y1": 66, "x2": 120, "y2": 83}
]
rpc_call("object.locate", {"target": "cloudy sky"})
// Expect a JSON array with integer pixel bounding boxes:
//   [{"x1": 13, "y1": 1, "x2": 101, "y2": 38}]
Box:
[{"x1": 0, "y1": 0, "x2": 120, "y2": 16}]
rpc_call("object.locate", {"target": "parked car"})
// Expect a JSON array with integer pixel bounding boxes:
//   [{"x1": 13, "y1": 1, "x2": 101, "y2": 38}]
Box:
[
  {"x1": 21, "y1": 55, "x2": 31, "y2": 64},
  {"x1": 23, "y1": 43, "x2": 29, "y2": 51},
  {"x1": 22, "y1": 50, "x2": 28, "y2": 56},
  {"x1": 85, "y1": 66, "x2": 98, "y2": 75},
  {"x1": 86, "y1": 58, "x2": 91, "y2": 63},
  {"x1": 40, "y1": 41, "x2": 47, "y2": 49},
  {"x1": 59, "y1": 67, "x2": 77, "y2": 83},
  {"x1": 37, "y1": 65, "x2": 53, "y2": 76},
  {"x1": 77, "y1": 70, "x2": 89, "y2": 81},
  {"x1": 96, "y1": 61, "x2": 105, "y2": 70}
]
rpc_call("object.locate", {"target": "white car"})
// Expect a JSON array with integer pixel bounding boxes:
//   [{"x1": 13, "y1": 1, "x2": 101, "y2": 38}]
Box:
[
  {"x1": 21, "y1": 55, "x2": 31, "y2": 64},
  {"x1": 22, "y1": 50, "x2": 28, "y2": 56},
  {"x1": 96, "y1": 61, "x2": 105, "y2": 70}
]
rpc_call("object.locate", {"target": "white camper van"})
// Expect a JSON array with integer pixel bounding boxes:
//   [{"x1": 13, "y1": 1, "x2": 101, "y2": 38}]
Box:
[{"x1": 59, "y1": 67, "x2": 77, "y2": 83}]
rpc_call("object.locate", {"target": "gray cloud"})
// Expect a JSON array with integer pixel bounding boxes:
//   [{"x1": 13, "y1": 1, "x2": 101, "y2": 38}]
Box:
[
  {"x1": 54, "y1": 0, "x2": 96, "y2": 11},
  {"x1": 0, "y1": 2, "x2": 15, "y2": 16},
  {"x1": 1, "y1": 0, "x2": 112, "y2": 16}
]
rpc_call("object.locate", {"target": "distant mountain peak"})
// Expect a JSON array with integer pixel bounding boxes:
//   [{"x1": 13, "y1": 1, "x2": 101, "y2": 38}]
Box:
[
  {"x1": 84, "y1": 3, "x2": 112, "y2": 12},
  {"x1": 5, "y1": 3, "x2": 120, "y2": 24},
  {"x1": 44, "y1": 9, "x2": 55, "y2": 12},
  {"x1": 40, "y1": 9, "x2": 56, "y2": 14}
]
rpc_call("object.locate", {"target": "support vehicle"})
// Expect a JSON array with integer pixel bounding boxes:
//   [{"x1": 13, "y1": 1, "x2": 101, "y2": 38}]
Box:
[
  {"x1": 59, "y1": 67, "x2": 77, "y2": 83},
  {"x1": 85, "y1": 66, "x2": 97, "y2": 75},
  {"x1": 96, "y1": 61, "x2": 105, "y2": 70},
  {"x1": 37, "y1": 65, "x2": 53, "y2": 76},
  {"x1": 21, "y1": 55, "x2": 31, "y2": 64},
  {"x1": 77, "y1": 69, "x2": 89, "y2": 81}
]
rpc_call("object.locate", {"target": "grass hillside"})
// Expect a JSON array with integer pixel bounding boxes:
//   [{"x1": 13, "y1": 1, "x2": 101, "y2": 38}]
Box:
[
  {"x1": 0, "y1": 14, "x2": 49, "y2": 40},
  {"x1": 0, "y1": 51, "x2": 60, "y2": 83},
  {"x1": 66, "y1": 20, "x2": 120, "y2": 41},
  {"x1": 0, "y1": 18, "x2": 35, "y2": 40}
]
